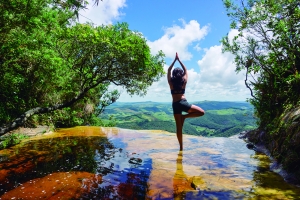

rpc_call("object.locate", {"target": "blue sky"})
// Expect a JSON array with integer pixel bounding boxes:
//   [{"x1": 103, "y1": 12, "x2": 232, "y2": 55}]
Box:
[{"x1": 79, "y1": 0, "x2": 251, "y2": 102}]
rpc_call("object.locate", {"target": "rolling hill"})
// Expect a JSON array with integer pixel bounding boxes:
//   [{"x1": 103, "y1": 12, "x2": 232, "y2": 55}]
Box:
[{"x1": 100, "y1": 101, "x2": 257, "y2": 137}]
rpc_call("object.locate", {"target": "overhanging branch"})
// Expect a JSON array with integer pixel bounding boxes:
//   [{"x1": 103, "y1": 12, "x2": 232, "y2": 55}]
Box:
[
  {"x1": 0, "y1": 87, "x2": 89, "y2": 136},
  {"x1": 245, "y1": 61, "x2": 258, "y2": 101}
]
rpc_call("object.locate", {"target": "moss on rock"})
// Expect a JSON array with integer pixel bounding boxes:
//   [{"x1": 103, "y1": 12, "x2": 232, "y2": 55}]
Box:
[{"x1": 244, "y1": 106, "x2": 300, "y2": 184}]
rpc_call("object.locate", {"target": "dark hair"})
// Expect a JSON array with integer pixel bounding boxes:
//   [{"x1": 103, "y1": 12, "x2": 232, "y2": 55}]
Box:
[{"x1": 171, "y1": 68, "x2": 185, "y2": 90}]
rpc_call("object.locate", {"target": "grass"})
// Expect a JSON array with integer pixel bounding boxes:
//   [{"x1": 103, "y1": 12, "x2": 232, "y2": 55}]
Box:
[
  {"x1": 244, "y1": 125, "x2": 256, "y2": 129},
  {"x1": 207, "y1": 109, "x2": 246, "y2": 115},
  {"x1": 195, "y1": 127, "x2": 206, "y2": 131},
  {"x1": 101, "y1": 101, "x2": 257, "y2": 137},
  {"x1": 153, "y1": 112, "x2": 173, "y2": 121}
]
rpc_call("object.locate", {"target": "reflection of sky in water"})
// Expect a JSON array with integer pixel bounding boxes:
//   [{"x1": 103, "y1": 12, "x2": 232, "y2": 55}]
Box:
[
  {"x1": 88, "y1": 135, "x2": 154, "y2": 199},
  {"x1": 184, "y1": 136, "x2": 258, "y2": 181},
  {"x1": 95, "y1": 137, "x2": 153, "y2": 187},
  {"x1": 0, "y1": 134, "x2": 153, "y2": 199},
  {"x1": 1, "y1": 126, "x2": 300, "y2": 199}
]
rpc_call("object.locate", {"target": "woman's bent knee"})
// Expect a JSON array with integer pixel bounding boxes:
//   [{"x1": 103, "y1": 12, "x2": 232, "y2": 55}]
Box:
[
  {"x1": 193, "y1": 111, "x2": 204, "y2": 116},
  {"x1": 189, "y1": 105, "x2": 205, "y2": 115},
  {"x1": 199, "y1": 111, "x2": 205, "y2": 116}
]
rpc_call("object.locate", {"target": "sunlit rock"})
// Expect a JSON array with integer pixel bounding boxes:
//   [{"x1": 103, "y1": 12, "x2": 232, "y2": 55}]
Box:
[
  {"x1": 0, "y1": 172, "x2": 102, "y2": 199},
  {"x1": 191, "y1": 176, "x2": 206, "y2": 190},
  {"x1": 0, "y1": 126, "x2": 300, "y2": 199}
]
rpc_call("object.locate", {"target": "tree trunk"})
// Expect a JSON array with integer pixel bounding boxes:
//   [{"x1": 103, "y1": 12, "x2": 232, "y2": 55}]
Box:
[{"x1": 0, "y1": 90, "x2": 86, "y2": 136}]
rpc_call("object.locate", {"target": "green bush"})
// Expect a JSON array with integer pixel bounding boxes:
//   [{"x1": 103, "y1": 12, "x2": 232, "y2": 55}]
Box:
[{"x1": 0, "y1": 133, "x2": 29, "y2": 150}]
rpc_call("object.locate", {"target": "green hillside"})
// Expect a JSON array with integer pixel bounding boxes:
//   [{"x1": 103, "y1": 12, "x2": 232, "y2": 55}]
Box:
[{"x1": 100, "y1": 101, "x2": 257, "y2": 137}]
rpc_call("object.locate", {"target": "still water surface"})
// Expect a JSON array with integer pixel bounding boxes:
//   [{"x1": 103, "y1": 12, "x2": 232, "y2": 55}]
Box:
[{"x1": 0, "y1": 126, "x2": 300, "y2": 199}]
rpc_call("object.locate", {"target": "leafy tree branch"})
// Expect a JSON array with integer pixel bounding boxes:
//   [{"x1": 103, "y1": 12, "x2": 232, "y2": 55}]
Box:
[{"x1": 0, "y1": 0, "x2": 165, "y2": 135}]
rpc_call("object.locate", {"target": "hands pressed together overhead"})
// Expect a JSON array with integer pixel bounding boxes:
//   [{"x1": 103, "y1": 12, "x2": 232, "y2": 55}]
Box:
[
  {"x1": 168, "y1": 52, "x2": 187, "y2": 75},
  {"x1": 175, "y1": 52, "x2": 179, "y2": 61}
]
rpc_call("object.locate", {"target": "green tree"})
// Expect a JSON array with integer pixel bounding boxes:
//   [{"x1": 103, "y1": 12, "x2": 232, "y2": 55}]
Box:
[
  {"x1": 0, "y1": 0, "x2": 165, "y2": 135},
  {"x1": 222, "y1": 0, "x2": 300, "y2": 177},
  {"x1": 221, "y1": 0, "x2": 300, "y2": 130}
]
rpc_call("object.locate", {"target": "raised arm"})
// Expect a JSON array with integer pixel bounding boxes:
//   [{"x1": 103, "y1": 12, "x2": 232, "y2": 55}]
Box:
[
  {"x1": 167, "y1": 54, "x2": 178, "y2": 84},
  {"x1": 177, "y1": 54, "x2": 188, "y2": 82}
]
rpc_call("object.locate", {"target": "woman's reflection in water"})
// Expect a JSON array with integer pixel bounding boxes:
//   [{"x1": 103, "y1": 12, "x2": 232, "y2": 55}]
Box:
[{"x1": 173, "y1": 151, "x2": 192, "y2": 197}]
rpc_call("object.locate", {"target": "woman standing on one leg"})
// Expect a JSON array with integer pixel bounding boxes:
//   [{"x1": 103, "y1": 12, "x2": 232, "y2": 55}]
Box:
[{"x1": 167, "y1": 52, "x2": 205, "y2": 151}]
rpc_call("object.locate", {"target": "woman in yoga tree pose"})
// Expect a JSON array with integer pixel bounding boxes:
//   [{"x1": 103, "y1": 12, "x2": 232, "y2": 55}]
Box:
[{"x1": 167, "y1": 52, "x2": 205, "y2": 151}]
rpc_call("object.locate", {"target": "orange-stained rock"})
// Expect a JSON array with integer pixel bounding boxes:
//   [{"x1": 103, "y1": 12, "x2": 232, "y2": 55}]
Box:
[
  {"x1": 1, "y1": 126, "x2": 300, "y2": 199},
  {"x1": 0, "y1": 169, "x2": 9, "y2": 183},
  {"x1": 0, "y1": 171, "x2": 102, "y2": 200},
  {"x1": 32, "y1": 126, "x2": 107, "y2": 139}
]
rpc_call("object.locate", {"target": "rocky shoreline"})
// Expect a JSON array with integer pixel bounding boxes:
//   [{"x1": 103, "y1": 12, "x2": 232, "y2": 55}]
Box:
[
  {"x1": 9, "y1": 125, "x2": 53, "y2": 137},
  {"x1": 239, "y1": 130, "x2": 300, "y2": 186},
  {"x1": 6, "y1": 125, "x2": 300, "y2": 187}
]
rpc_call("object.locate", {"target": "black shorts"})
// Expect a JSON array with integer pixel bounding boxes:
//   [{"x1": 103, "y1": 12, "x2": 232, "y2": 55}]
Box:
[{"x1": 172, "y1": 98, "x2": 192, "y2": 114}]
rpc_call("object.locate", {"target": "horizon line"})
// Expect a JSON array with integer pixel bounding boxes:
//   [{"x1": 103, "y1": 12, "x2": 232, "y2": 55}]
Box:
[{"x1": 115, "y1": 100, "x2": 249, "y2": 103}]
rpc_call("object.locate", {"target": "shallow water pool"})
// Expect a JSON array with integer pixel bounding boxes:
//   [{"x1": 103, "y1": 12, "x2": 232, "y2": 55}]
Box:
[{"x1": 0, "y1": 126, "x2": 299, "y2": 199}]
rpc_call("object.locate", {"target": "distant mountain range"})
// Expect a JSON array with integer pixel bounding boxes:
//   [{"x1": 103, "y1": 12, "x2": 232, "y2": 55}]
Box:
[{"x1": 100, "y1": 101, "x2": 257, "y2": 137}]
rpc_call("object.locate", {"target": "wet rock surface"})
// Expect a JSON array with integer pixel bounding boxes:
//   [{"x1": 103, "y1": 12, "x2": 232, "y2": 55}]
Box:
[
  {"x1": 0, "y1": 126, "x2": 300, "y2": 199},
  {"x1": 1, "y1": 172, "x2": 102, "y2": 200}
]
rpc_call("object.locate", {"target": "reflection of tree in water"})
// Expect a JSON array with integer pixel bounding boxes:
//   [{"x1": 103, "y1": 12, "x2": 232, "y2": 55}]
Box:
[
  {"x1": 83, "y1": 170, "x2": 150, "y2": 199},
  {"x1": 85, "y1": 145, "x2": 152, "y2": 199},
  {"x1": 117, "y1": 170, "x2": 150, "y2": 199},
  {"x1": 0, "y1": 136, "x2": 114, "y2": 195},
  {"x1": 1, "y1": 135, "x2": 152, "y2": 198},
  {"x1": 250, "y1": 152, "x2": 300, "y2": 199}
]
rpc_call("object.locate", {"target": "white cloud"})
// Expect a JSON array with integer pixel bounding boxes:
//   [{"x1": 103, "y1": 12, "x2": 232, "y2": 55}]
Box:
[
  {"x1": 111, "y1": 64, "x2": 172, "y2": 102},
  {"x1": 193, "y1": 43, "x2": 202, "y2": 51},
  {"x1": 147, "y1": 19, "x2": 209, "y2": 60},
  {"x1": 198, "y1": 45, "x2": 240, "y2": 85},
  {"x1": 78, "y1": 0, "x2": 126, "y2": 25},
  {"x1": 74, "y1": 1, "x2": 251, "y2": 103},
  {"x1": 115, "y1": 59, "x2": 250, "y2": 102},
  {"x1": 194, "y1": 33, "x2": 251, "y2": 101},
  {"x1": 227, "y1": 29, "x2": 240, "y2": 42},
  {"x1": 116, "y1": 28, "x2": 251, "y2": 102}
]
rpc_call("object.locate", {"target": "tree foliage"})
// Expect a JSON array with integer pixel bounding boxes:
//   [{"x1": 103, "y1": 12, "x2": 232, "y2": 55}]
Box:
[
  {"x1": 221, "y1": 0, "x2": 300, "y2": 130},
  {"x1": 0, "y1": 0, "x2": 165, "y2": 135}
]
